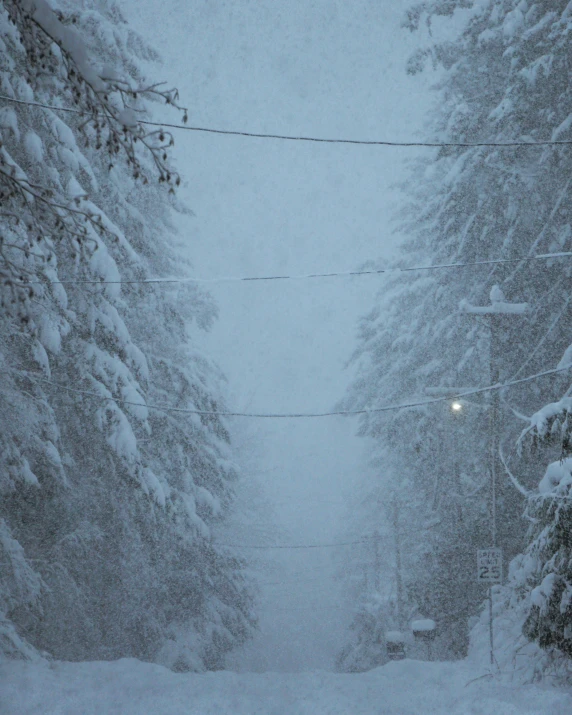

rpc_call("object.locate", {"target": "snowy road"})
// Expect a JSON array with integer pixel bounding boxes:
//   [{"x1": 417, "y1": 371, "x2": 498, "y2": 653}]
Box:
[{"x1": 2, "y1": 658, "x2": 571, "y2": 714}]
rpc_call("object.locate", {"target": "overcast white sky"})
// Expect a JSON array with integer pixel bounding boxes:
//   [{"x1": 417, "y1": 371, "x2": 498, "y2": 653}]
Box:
[{"x1": 128, "y1": 0, "x2": 436, "y2": 671}]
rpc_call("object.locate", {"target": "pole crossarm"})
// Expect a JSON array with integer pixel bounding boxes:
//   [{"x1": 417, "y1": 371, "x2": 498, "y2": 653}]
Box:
[{"x1": 459, "y1": 300, "x2": 529, "y2": 316}]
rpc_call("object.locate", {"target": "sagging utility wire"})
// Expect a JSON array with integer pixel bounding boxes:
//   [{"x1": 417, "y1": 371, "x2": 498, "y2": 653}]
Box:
[
  {"x1": 215, "y1": 538, "x2": 373, "y2": 550},
  {"x1": 2, "y1": 93, "x2": 572, "y2": 147},
  {"x1": 14, "y1": 363, "x2": 572, "y2": 419},
  {"x1": 14, "y1": 253, "x2": 572, "y2": 288}
]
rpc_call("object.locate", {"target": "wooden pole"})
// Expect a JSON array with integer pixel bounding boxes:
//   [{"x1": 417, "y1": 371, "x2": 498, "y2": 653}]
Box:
[
  {"x1": 490, "y1": 315, "x2": 499, "y2": 551},
  {"x1": 488, "y1": 315, "x2": 500, "y2": 667},
  {"x1": 374, "y1": 529, "x2": 381, "y2": 592},
  {"x1": 392, "y1": 499, "x2": 404, "y2": 629}
]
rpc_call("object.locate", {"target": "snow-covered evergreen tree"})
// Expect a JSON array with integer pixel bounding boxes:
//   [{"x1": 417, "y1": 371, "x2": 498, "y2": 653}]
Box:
[
  {"x1": 339, "y1": 0, "x2": 572, "y2": 663},
  {"x1": 336, "y1": 593, "x2": 390, "y2": 672},
  {"x1": 505, "y1": 458, "x2": 572, "y2": 669},
  {"x1": 1, "y1": 0, "x2": 254, "y2": 668},
  {"x1": 470, "y1": 398, "x2": 572, "y2": 680}
]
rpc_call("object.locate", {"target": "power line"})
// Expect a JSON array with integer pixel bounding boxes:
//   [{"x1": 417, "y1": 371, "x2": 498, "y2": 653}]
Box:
[
  {"x1": 215, "y1": 538, "x2": 371, "y2": 550},
  {"x1": 260, "y1": 604, "x2": 347, "y2": 613},
  {"x1": 261, "y1": 589, "x2": 344, "y2": 599},
  {"x1": 2, "y1": 93, "x2": 572, "y2": 148},
  {"x1": 261, "y1": 575, "x2": 340, "y2": 586},
  {"x1": 15, "y1": 363, "x2": 572, "y2": 419},
  {"x1": 16, "y1": 252, "x2": 572, "y2": 288}
]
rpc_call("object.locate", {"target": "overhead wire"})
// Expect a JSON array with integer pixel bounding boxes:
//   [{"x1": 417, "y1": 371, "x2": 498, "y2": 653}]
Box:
[
  {"x1": 2, "y1": 93, "x2": 572, "y2": 147},
  {"x1": 260, "y1": 589, "x2": 345, "y2": 600},
  {"x1": 260, "y1": 575, "x2": 341, "y2": 586},
  {"x1": 15, "y1": 252, "x2": 572, "y2": 288},
  {"x1": 260, "y1": 604, "x2": 347, "y2": 613},
  {"x1": 14, "y1": 363, "x2": 572, "y2": 419},
  {"x1": 215, "y1": 537, "x2": 371, "y2": 550}
]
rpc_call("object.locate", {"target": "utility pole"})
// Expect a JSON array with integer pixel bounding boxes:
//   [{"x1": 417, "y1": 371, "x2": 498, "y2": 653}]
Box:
[
  {"x1": 461, "y1": 285, "x2": 528, "y2": 667},
  {"x1": 487, "y1": 314, "x2": 501, "y2": 666},
  {"x1": 489, "y1": 314, "x2": 500, "y2": 551},
  {"x1": 450, "y1": 402, "x2": 464, "y2": 525},
  {"x1": 373, "y1": 529, "x2": 381, "y2": 592},
  {"x1": 392, "y1": 498, "x2": 405, "y2": 630}
]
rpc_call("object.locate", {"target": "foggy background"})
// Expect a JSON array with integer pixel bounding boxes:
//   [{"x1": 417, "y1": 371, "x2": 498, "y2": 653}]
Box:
[{"x1": 128, "y1": 0, "x2": 433, "y2": 671}]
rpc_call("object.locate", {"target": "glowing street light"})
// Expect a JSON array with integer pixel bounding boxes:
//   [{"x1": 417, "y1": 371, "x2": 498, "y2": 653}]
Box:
[{"x1": 450, "y1": 400, "x2": 463, "y2": 413}]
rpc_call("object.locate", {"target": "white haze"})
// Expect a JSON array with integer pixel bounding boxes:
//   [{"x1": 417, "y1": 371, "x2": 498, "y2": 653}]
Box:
[{"x1": 128, "y1": 0, "x2": 434, "y2": 671}]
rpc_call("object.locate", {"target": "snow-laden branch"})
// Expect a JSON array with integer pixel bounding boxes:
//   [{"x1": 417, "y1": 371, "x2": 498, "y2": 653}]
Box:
[
  {"x1": 499, "y1": 443, "x2": 530, "y2": 497},
  {"x1": 5, "y1": 0, "x2": 185, "y2": 187}
]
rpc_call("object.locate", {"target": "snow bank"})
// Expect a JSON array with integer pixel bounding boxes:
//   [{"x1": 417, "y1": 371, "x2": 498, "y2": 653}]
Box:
[{"x1": 1, "y1": 657, "x2": 570, "y2": 715}]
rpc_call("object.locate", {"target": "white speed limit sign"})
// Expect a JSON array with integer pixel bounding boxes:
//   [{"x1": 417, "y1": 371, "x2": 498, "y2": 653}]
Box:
[{"x1": 477, "y1": 548, "x2": 502, "y2": 583}]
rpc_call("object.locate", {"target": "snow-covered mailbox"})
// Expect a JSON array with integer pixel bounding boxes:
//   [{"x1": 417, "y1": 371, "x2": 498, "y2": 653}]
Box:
[
  {"x1": 385, "y1": 631, "x2": 406, "y2": 661},
  {"x1": 411, "y1": 619, "x2": 436, "y2": 660}
]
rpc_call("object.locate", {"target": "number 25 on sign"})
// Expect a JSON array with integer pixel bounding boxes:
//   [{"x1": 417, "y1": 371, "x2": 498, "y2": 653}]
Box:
[{"x1": 477, "y1": 548, "x2": 502, "y2": 583}]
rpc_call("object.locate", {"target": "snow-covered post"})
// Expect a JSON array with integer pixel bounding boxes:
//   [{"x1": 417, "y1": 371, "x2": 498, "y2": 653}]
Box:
[
  {"x1": 460, "y1": 286, "x2": 528, "y2": 666},
  {"x1": 385, "y1": 631, "x2": 406, "y2": 661},
  {"x1": 411, "y1": 619, "x2": 436, "y2": 660}
]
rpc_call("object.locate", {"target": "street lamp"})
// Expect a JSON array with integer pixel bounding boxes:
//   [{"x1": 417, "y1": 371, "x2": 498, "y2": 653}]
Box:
[{"x1": 450, "y1": 400, "x2": 463, "y2": 413}]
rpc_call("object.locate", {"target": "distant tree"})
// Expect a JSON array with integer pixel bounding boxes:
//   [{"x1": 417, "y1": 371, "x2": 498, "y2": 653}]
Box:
[{"x1": 336, "y1": 593, "x2": 389, "y2": 672}]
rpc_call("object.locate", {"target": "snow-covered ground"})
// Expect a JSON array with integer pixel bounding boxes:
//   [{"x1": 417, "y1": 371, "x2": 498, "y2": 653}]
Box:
[{"x1": 2, "y1": 658, "x2": 570, "y2": 715}]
